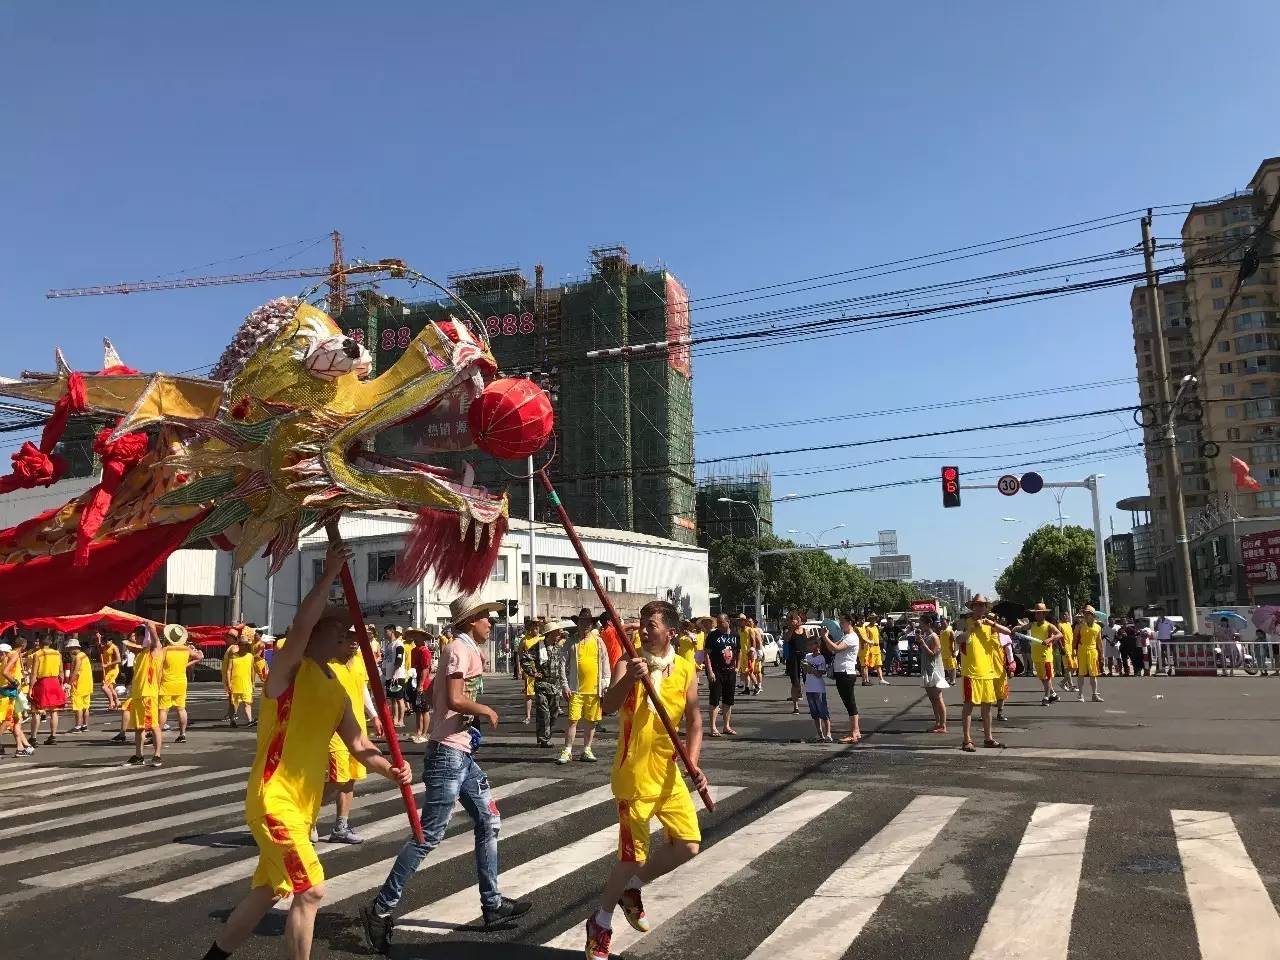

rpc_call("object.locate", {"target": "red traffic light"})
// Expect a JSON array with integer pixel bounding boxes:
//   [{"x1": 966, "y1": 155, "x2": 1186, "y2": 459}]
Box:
[{"x1": 942, "y1": 465, "x2": 961, "y2": 507}]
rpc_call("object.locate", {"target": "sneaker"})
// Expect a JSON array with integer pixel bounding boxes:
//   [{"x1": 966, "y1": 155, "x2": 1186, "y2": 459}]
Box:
[
  {"x1": 996, "y1": 713, "x2": 1008, "y2": 722},
  {"x1": 162, "y1": 723, "x2": 171, "y2": 732},
  {"x1": 1048, "y1": 693, "x2": 1059, "y2": 704},
  {"x1": 148, "y1": 756, "x2": 163, "y2": 767},
  {"x1": 1091, "y1": 695, "x2": 1105, "y2": 702},
  {"x1": 175, "y1": 734, "x2": 187, "y2": 744},
  {"x1": 247, "y1": 718, "x2": 258, "y2": 728},
  {"x1": 327, "y1": 826, "x2": 364, "y2": 844},
  {"x1": 127, "y1": 754, "x2": 145, "y2": 766},
  {"x1": 110, "y1": 732, "x2": 127, "y2": 743},
  {"x1": 556, "y1": 748, "x2": 572, "y2": 765},
  {"x1": 879, "y1": 679, "x2": 890, "y2": 685},
  {"x1": 580, "y1": 748, "x2": 598, "y2": 763},
  {"x1": 537, "y1": 738, "x2": 551, "y2": 748},
  {"x1": 359, "y1": 904, "x2": 394, "y2": 954},
  {"x1": 17, "y1": 746, "x2": 35, "y2": 757},
  {"x1": 585, "y1": 915, "x2": 613, "y2": 960},
  {"x1": 230, "y1": 718, "x2": 238, "y2": 728},
  {"x1": 482, "y1": 895, "x2": 532, "y2": 928},
  {"x1": 619, "y1": 887, "x2": 650, "y2": 932},
  {"x1": 1041, "y1": 697, "x2": 1050, "y2": 707},
  {"x1": 310, "y1": 825, "x2": 319, "y2": 843}
]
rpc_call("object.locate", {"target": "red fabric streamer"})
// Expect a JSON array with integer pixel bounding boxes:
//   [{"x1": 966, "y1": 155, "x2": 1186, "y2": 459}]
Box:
[
  {"x1": 600, "y1": 622, "x2": 625, "y2": 668},
  {"x1": 0, "y1": 371, "x2": 87, "y2": 494},
  {"x1": 395, "y1": 508, "x2": 508, "y2": 595},
  {"x1": 1231, "y1": 456, "x2": 1263, "y2": 492},
  {"x1": 73, "y1": 427, "x2": 150, "y2": 566}
]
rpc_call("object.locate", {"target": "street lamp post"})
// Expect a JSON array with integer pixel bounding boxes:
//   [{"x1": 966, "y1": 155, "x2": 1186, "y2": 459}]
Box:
[{"x1": 719, "y1": 496, "x2": 762, "y2": 622}]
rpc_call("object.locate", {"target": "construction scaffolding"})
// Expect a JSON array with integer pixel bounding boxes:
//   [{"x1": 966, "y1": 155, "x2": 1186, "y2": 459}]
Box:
[{"x1": 695, "y1": 465, "x2": 774, "y2": 549}]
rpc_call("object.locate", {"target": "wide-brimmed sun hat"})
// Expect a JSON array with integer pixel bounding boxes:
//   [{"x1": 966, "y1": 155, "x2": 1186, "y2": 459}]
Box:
[{"x1": 449, "y1": 595, "x2": 505, "y2": 630}]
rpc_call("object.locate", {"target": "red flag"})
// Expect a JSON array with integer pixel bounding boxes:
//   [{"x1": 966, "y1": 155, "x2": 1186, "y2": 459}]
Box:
[{"x1": 1232, "y1": 457, "x2": 1263, "y2": 492}]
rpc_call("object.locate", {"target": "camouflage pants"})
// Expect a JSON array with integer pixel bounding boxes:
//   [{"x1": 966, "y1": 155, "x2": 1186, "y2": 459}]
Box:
[{"x1": 534, "y1": 681, "x2": 560, "y2": 743}]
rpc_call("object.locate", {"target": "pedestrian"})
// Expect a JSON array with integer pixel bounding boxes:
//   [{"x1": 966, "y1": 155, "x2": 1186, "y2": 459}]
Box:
[
  {"x1": 1055, "y1": 610, "x2": 1078, "y2": 692},
  {"x1": 1119, "y1": 619, "x2": 1143, "y2": 677},
  {"x1": 1023, "y1": 603, "x2": 1062, "y2": 706},
  {"x1": 28, "y1": 632, "x2": 65, "y2": 746},
  {"x1": 1153, "y1": 615, "x2": 1175, "y2": 674},
  {"x1": 323, "y1": 625, "x2": 384, "y2": 844},
  {"x1": 994, "y1": 623, "x2": 1016, "y2": 723},
  {"x1": 956, "y1": 595, "x2": 1011, "y2": 753},
  {"x1": 781, "y1": 611, "x2": 807, "y2": 713},
  {"x1": 1214, "y1": 616, "x2": 1242, "y2": 676},
  {"x1": 97, "y1": 631, "x2": 122, "y2": 711},
  {"x1": 121, "y1": 624, "x2": 164, "y2": 765},
  {"x1": 829, "y1": 614, "x2": 862, "y2": 744},
  {"x1": 158, "y1": 624, "x2": 203, "y2": 743},
  {"x1": 378, "y1": 624, "x2": 405, "y2": 728},
  {"x1": 407, "y1": 628, "x2": 433, "y2": 744},
  {"x1": 559, "y1": 608, "x2": 609, "y2": 764},
  {"x1": 202, "y1": 545, "x2": 410, "y2": 960},
  {"x1": 582, "y1": 599, "x2": 706, "y2": 960},
  {"x1": 939, "y1": 616, "x2": 957, "y2": 684},
  {"x1": 65, "y1": 637, "x2": 94, "y2": 733},
  {"x1": 676, "y1": 619, "x2": 700, "y2": 667},
  {"x1": 359, "y1": 592, "x2": 530, "y2": 952},
  {"x1": 802, "y1": 634, "x2": 833, "y2": 742},
  {"x1": 916, "y1": 612, "x2": 949, "y2": 733},
  {"x1": 1, "y1": 640, "x2": 34, "y2": 756},
  {"x1": 518, "y1": 617, "x2": 540, "y2": 725},
  {"x1": 1076, "y1": 606, "x2": 1104, "y2": 702},
  {"x1": 735, "y1": 613, "x2": 754, "y2": 695},
  {"x1": 226, "y1": 637, "x2": 256, "y2": 727},
  {"x1": 704, "y1": 613, "x2": 739, "y2": 736},
  {"x1": 518, "y1": 619, "x2": 564, "y2": 748},
  {"x1": 860, "y1": 613, "x2": 887, "y2": 686},
  {"x1": 1102, "y1": 616, "x2": 1120, "y2": 677}
]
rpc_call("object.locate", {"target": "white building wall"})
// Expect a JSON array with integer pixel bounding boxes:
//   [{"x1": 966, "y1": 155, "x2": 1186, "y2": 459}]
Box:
[{"x1": 0, "y1": 475, "x2": 98, "y2": 528}]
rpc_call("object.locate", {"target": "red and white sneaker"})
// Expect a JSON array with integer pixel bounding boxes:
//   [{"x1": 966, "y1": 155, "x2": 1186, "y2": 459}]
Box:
[
  {"x1": 585, "y1": 915, "x2": 613, "y2": 960},
  {"x1": 619, "y1": 887, "x2": 650, "y2": 932}
]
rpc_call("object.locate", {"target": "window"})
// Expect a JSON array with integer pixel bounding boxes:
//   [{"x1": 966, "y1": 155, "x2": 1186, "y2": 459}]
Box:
[
  {"x1": 1226, "y1": 405, "x2": 1238, "y2": 418},
  {"x1": 312, "y1": 558, "x2": 324, "y2": 588},
  {"x1": 1228, "y1": 428, "x2": 1242, "y2": 441},
  {"x1": 1219, "y1": 341, "x2": 1231, "y2": 353},
  {"x1": 1252, "y1": 444, "x2": 1280, "y2": 464},
  {"x1": 620, "y1": 579, "x2": 628, "y2": 593},
  {"x1": 367, "y1": 551, "x2": 400, "y2": 583},
  {"x1": 1234, "y1": 311, "x2": 1280, "y2": 332},
  {"x1": 1220, "y1": 362, "x2": 1233, "y2": 374},
  {"x1": 1256, "y1": 491, "x2": 1280, "y2": 509},
  {"x1": 521, "y1": 570, "x2": 530, "y2": 586},
  {"x1": 1222, "y1": 384, "x2": 1236, "y2": 397},
  {"x1": 1253, "y1": 381, "x2": 1269, "y2": 397},
  {"x1": 1203, "y1": 213, "x2": 1218, "y2": 227},
  {"x1": 1242, "y1": 296, "x2": 1259, "y2": 307},
  {"x1": 490, "y1": 556, "x2": 509, "y2": 582},
  {"x1": 1212, "y1": 276, "x2": 1225, "y2": 289},
  {"x1": 1213, "y1": 298, "x2": 1227, "y2": 310},
  {"x1": 1244, "y1": 399, "x2": 1280, "y2": 420},
  {"x1": 604, "y1": 576, "x2": 615, "y2": 592},
  {"x1": 574, "y1": 573, "x2": 584, "y2": 589},
  {"x1": 548, "y1": 572, "x2": 558, "y2": 589}
]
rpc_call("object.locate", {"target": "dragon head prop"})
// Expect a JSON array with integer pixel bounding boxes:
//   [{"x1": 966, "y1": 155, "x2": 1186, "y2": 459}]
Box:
[{"x1": 0, "y1": 296, "x2": 519, "y2": 608}]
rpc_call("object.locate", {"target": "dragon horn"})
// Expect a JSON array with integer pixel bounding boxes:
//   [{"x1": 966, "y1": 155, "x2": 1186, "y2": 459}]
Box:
[
  {"x1": 55, "y1": 347, "x2": 71, "y2": 375},
  {"x1": 103, "y1": 338, "x2": 124, "y2": 369}
]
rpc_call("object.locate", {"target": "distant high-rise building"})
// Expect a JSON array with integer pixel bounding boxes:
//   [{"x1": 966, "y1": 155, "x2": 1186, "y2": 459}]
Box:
[
  {"x1": 339, "y1": 245, "x2": 696, "y2": 544},
  {"x1": 870, "y1": 554, "x2": 912, "y2": 581},
  {"x1": 878, "y1": 530, "x2": 898, "y2": 556},
  {"x1": 911, "y1": 578, "x2": 970, "y2": 607},
  {"x1": 695, "y1": 468, "x2": 774, "y2": 548}
]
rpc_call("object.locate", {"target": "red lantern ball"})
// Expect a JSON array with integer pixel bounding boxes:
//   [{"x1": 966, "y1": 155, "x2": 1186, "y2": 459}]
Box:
[{"x1": 468, "y1": 378, "x2": 555, "y2": 460}]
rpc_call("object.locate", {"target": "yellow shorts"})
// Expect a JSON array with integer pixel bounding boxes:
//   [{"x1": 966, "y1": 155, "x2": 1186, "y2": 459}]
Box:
[
  {"x1": 568, "y1": 692, "x2": 602, "y2": 723},
  {"x1": 996, "y1": 676, "x2": 1009, "y2": 701},
  {"x1": 248, "y1": 813, "x2": 324, "y2": 897},
  {"x1": 328, "y1": 746, "x2": 366, "y2": 783},
  {"x1": 103, "y1": 667, "x2": 119, "y2": 686},
  {"x1": 71, "y1": 692, "x2": 92, "y2": 712},
  {"x1": 523, "y1": 676, "x2": 536, "y2": 697},
  {"x1": 1034, "y1": 659, "x2": 1055, "y2": 681},
  {"x1": 1078, "y1": 648, "x2": 1100, "y2": 678},
  {"x1": 942, "y1": 656, "x2": 957, "y2": 670},
  {"x1": 159, "y1": 692, "x2": 186, "y2": 710},
  {"x1": 863, "y1": 649, "x2": 882, "y2": 669},
  {"x1": 616, "y1": 787, "x2": 700, "y2": 864},
  {"x1": 963, "y1": 677, "x2": 997, "y2": 705},
  {"x1": 0, "y1": 697, "x2": 13, "y2": 726},
  {"x1": 231, "y1": 691, "x2": 253, "y2": 707},
  {"x1": 1061, "y1": 650, "x2": 1077, "y2": 671},
  {"x1": 127, "y1": 695, "x2": 159, "y2": 730}
]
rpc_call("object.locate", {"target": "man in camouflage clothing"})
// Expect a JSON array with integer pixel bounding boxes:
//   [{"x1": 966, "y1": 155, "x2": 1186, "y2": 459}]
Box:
[{"x1": 519, "y1": 619, "x2": 568, "y2": 747}]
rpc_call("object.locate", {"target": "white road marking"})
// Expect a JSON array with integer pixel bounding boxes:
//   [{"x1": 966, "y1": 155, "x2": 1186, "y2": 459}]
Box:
[
  {"x1": 1172, "y1": 809, "x2": 1280, "y2": 960},
  {"x1": 543, "y1": 789, "x2": 849, "y2": 954},
  {"x1": 7, "y1": 766, "x2": 238, "y2": 819},
  {"x1": 128, "y1": 778, "x2": 556, "y2": 904},
  {"x1": 25, "y1": 763, "x2": 197, "y2": 799},
  {"x1": 397, "y1": 785, "x2": 743, "y2": 934},
  {"x1": 968, "y1": 802, "x2": 1092, "y2": 960},
  {"x1": 0, "y1": 763, "x2": 171, "y2": 794},
  {"x1": 743, "y1": 794, "x2": 966, "y2": 960}
]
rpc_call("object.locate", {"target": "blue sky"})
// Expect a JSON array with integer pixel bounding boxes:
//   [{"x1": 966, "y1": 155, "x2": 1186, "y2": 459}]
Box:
[{"x1": 3, "y1": 2, "x2": 1278, "y2": 595}]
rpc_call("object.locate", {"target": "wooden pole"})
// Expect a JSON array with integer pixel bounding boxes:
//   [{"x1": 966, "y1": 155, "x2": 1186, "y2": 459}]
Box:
[
  {"x1": 536, "y1": 469, "x2": 713, "y2": 811},
  {"x1": 325, "y1": 521, "x2": 425, "y2": 844}
]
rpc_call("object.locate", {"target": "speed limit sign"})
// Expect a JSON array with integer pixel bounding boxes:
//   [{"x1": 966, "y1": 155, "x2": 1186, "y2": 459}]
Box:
[{"x1": 997, "y1": 474, "x2": 1021, "y2": 496}]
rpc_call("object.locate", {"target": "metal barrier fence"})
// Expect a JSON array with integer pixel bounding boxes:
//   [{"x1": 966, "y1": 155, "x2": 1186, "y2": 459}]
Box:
[{"x1": 1154, "y1": 638, "x2": 1280, "y2": 676}]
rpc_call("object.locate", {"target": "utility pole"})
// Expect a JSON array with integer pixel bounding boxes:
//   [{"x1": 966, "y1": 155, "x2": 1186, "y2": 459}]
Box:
[
  {"x1": 1142, "y1": 210, "x2": 1199, "y2": 634},
  {"x1": 230, "y1": 565, "x2": 244, "y2": 625},
  {"x1": 528, "y1": 455, "x2": 538, "y2": 621}
]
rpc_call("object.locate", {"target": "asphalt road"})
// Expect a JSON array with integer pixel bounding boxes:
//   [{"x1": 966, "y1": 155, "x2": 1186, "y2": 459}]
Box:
[{"x1": 1, "y1": 668, "x2": 1278, "y2": 960}]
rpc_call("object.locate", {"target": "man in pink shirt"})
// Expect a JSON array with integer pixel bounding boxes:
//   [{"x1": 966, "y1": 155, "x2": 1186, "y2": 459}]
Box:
[{"x1": 361, "y1": 594, "x2": 531, "y2": 953}]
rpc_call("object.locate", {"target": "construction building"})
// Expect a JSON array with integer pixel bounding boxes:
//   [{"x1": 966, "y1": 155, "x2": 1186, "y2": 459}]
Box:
[
  {"x1": 695, "y1": 466, "x2": 774, "y2": 548},
  {"x1": 337, "y1": 245, "x2": 697, "y2": 545},
  {"x1": 911, "y1": 578, "x2": 970, "y2": 608},
  {"x1": 1129, "y1": 156, "x2": 1280, "y2": 614}
]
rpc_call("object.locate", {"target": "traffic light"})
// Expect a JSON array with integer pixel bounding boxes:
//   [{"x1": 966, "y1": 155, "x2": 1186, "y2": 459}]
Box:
[
  {"x1": 506, "y1": 599, "x2": 519, "y2": 617},
  {"x1": 941, "y1": 465, "x2": 961, "y2": 508}
]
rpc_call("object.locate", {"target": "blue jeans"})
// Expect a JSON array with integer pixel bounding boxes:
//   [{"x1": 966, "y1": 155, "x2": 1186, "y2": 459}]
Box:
[{"x1": 372, "y1": 742, "x2": 501, "y2": 915}]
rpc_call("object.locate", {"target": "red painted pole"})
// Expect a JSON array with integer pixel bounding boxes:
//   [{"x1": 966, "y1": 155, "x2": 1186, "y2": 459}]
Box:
[
  {"x1": 326, "y1": 522, "x2": 425, "y2": 844},
  {"x1": 536, "y1": 470, "x2": 713, "y2": 811}
]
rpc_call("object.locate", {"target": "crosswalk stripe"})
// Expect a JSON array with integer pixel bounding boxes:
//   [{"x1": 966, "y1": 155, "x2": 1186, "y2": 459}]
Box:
[
  {"x1": 25, "y1": 763, "x2": 197, "y2": 799},
  {"x1": 280, "y1": 782, "x2": 618, "y2": 912},
  {"x1": 127, "y1": 777, "x2": 557, "y2": 904},
  {"x1": 0, "y1": 764, "x2": 106, "y2": 788},
  {"x1": 397, "y1": 785, "x2": 744, "y2": 935},
  {"x1": 968, "y1": 802, "x2": 1092, "y2": 960},
  {"x1": 0, "y1": 763, "x2": 151, "y2": 793},
  {"x1": 1172, "y1": 809, "x2": 1280, "y2": 960},
  {"x1": 743, "y1": 794, "x2": 966, "y2": 960},
  {"x1": 0, "y1": 768, "x2": 248, "y2": 840},
  {"x1": 11, "y1": 766, "x2": 246, "y2": 820},
  {"x1": 543, "y1": 788, "x2": 848, "y2": 955}
]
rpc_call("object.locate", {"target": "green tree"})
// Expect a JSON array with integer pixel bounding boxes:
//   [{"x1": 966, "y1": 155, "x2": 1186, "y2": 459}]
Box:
[{"x1": 995, "y1": 524, "x2": 1114, "y2": 610}]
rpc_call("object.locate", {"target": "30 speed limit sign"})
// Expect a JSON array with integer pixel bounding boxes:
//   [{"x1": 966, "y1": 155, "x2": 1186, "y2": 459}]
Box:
[{"x1": 997, "y1": 474, "x2": 1021, "y2": 496}]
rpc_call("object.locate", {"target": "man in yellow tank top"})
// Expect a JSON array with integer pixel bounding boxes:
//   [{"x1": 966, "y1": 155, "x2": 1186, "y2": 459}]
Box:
[
  {"x1": 1, "y1": 638, "x2": 35, "y2": 756},
  {"x1": 1022, "y1": 603, "x2": 1063, "y2": 706},
  {"x1": 1056, "y1": 611, "x2": 1078, "y2": 693},
  {"x1": 583, "y1": 599, "x2": 707, "y2": 960},
  {"x1": 28, "y1": 633, "x2": 66, "y2": 745},
  {"x1": 939, "y1": 616, "x2": 957, "y2": 683},
  {"x1": 97, "y1": 632, "x2": 122, "y2": 711},
  {"x1": 66, "y1": 637, "x2": 94, "y2": 733},
  {"x1": 158, "y1": 623, "x2": 204, "y2": 744},
  {"x1": 518, "y1": 618, "x2": 541, "y2": 725},
  {"x1": 323, "y1": 626, "x2": 383, "y2": 844},
  {"x1": 1075, "y1": 605, "x2": 1105, "y2": 703},
  {"x1": 956, "y1": 595, "x2": 1013, "y2": 752},
  {"x1": 201, "y1": 545, "x2": 409, "y2": 960},
  {"x1": 119, "y1": 624, "x2": 166, "y2": 765},
  {"x1": 226, "y1": 639, "x2": 257, "y2": 728}
]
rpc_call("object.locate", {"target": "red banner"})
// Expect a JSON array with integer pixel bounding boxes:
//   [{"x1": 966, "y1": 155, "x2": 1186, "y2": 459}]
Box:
[
  {"x1": 1240, "y1": 529, "x2": 1280, "y2": 584},
  {"x1": 911, "y1": 600, "x2": 938, "y2": 612}
]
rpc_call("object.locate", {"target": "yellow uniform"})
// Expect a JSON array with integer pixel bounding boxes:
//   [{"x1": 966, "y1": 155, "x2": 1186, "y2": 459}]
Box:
[
  {"x1": 737, "y1": 628, "x2": 753, "y2": 676},
  {"x1": 328, "y1": 655, "x2": 370, "y2": 783},
  {"x1": 70, "y1": 651, "x2": 93, "y2": 711},
  {"x1": 246, "y1": 658, "x2": 348, "y2": 897},
  {"x1": 32, "y1": 648, "x2": 61, "y2": 681},
  {"x1": 228, "y1": 651, "x2": 255, "y2": 707},
  {"x1": 612, "y1": 654, "x2": 698, "y2": 864},
  {"x1": 568, "y1": 631, "x2": 603, "y2": 722},
  {"x1": 1076, "y1": 622, "x2": 1102, "y2": 677},
  {"x1": 861, "y1": 624, "x2": 882, "y2": 668},
  {"x1": 1, "y1": 651, "x2": 22, "y2": 726},
  {"x1": 961, "y1": 618, "x2": 1001, "y2": 704},
  {"x1": 940, "y1": 627, "x2": 957, "y2": 670},
  {"x1": 676, "y1": 631, "x2": 701, "y2": 663},
  {"x1": 126, "y1": 649, "x2": 160, "y2": 729},
  {"x1": 1028, "y1": 622, "x2": 1056, "y2": 681},
  {"x1": 254, "y1": 655, "x2": 269, "y2": 684},
  {"x1": 1058, "y1": 621, "x2": 1077, "y2": 671},
  {"x1": 101, "y1": 642, "x2": 121, "y2": 687},
  {"x1": 159, "y1": 645, "x2": 192, "y2": 710},
  {"x1": 521, "y1": 634, "x2": 541, "y2": 697}
]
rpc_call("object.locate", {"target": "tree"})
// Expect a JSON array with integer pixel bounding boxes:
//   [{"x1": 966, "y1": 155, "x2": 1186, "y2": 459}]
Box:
[{"x1": 995, "y1": 524, "x2": 1114, "y2": 610}]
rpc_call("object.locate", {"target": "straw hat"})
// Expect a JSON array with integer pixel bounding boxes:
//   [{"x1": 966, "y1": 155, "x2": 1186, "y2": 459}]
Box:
[
  {"x1": 1083, "y1": 605, "x2": 1097, "y2": 615},
  {"x1": 544, "y1": 618, "x2": 575, "y2": 634},
  {"x1": 315, "y1": 605, "x2": 355, "y2": 632},
  {"x1": 64, "y1": 638, "x2": 82, "y2": 650},
  {"x1": 403, "y1": 627, "x2": 432, "y2": 643},
  {"x1": 574, "y1": 607, "x2": 595, "y2": 623},
  {"x1": 449, "y1": 595, "x2": 505, "y2": 630},
  {"x1": 967, "y1": 594, "x2": 992, "y2": 607},
  {"x1": 163, "y1": 624, "x2": 189, "y2": 645},
  {"x1": 1029, "y1": 602, "x2": 1050, "y2": 613}
]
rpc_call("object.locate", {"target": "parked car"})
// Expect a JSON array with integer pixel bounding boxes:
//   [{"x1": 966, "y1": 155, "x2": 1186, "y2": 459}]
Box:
[{"x1": 760, "y1": 632, "x2": 780, "y2": 665}]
